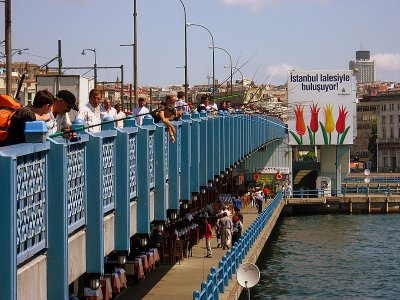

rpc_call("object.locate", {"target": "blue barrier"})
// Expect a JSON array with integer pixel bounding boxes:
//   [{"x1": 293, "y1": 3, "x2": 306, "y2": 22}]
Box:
[
  {"x1": 290, "y1": 187, "x2": 400, "y2": 198},
  {"x1": 193, "y1": 191, "x2": 283, "y2": 300}
]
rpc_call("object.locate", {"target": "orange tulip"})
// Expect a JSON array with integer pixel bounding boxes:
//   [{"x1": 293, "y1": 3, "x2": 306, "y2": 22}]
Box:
[{"x1": 294, "y1": 104, "x2": 306, "y2": 136}]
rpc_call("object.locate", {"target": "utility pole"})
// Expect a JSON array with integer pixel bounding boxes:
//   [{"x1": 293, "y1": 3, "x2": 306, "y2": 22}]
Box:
[
  {"x1": 133, "y1": 0, "x2": 138, "y2": 107},
  {"x1": 5, "y1": 0, "x2": 12, "y2": 95}
]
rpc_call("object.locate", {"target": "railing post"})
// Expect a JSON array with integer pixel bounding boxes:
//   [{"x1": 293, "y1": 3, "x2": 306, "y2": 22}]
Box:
[
  {"x1": 115, "y1": 119, "x2": 138, "y2": 253},
  {"x1": 86, "y1": 124, "x2": 117, "y2": 278},
  {"x1": 213, "y1": 113, "x2": 220, "y2": 178},
  {"x1": 199, "y1": 112, "x2": 208, "y2": 192},
  {"x1": 137, "y1": 115, "x2": 156, "y2": 233},
  {"x1": 0, "y1": 148, "x2": 18, "y2": 300},
  {"x1": 207, "y1": 114, "x2": 215, "y2": 183},
  {"x1": 180, "y1": 113, "x2": 192, "y2": 202},
  {"x1": 154, "y1": 122, "x2": 168, "y2": 220},
  {"x1": 168, "y1": 120, "x2": 182, "y2": 210},
  {"x1": 47, "y1": 136, "x2": 86, "y2": 300},
  {"x1": 193, "y1": 290, "x2": 200, "y2": 300},
  {"x1": 190, "y1": 112, "x2": 201, "y2": 197}
]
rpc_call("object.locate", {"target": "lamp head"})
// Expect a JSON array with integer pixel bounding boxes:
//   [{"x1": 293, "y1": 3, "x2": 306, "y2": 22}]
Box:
[{"x1": 81, "y1": 49, "x2": 86, "y2": 55}]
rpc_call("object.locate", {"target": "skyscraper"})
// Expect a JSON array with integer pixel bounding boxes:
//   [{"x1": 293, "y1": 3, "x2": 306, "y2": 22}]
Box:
[{"x1": 349, "y1": 50, "x2": 376, "y2": 83}]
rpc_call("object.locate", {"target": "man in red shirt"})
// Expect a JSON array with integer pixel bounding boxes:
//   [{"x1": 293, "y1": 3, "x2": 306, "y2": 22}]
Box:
[
  {"x1": 205, "y1": 218, "x2": 213, "y2": 258},
  {"x1": 263, "y1": 186, "x2": 270, "y2": 202}
]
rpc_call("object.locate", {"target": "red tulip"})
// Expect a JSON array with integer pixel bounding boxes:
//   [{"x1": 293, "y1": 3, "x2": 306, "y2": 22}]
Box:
[
  {"x1": 310, "y1": 103, "x2": 320, "y2": 132},
  {"x1": 336, "y1": 105, "x2": 348, "y2": 134}
]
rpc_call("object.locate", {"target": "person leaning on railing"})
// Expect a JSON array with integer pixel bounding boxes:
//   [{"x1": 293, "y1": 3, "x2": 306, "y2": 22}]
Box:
[{"x1": 150, "y1": 94, "x2": 177, "y2": 143}]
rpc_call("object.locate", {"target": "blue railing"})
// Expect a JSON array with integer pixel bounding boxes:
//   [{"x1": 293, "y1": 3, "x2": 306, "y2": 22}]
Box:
[
  {"x1": 343, "y1": 176, "x2": 400, "y2": 183},
  {"x1": 290, "y1": 186, "x2": 400, "y2": 198},
  {"x1": 193, "y1": 191, "x2": 283, "y2": 300},
  {"x1": 0, "y1": 111, "x2": 286, "y2": 300}
]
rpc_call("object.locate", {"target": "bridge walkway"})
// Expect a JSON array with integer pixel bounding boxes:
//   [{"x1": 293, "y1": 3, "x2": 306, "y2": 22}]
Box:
[{"x1": 117, "y1": 204, "x2": 263, "y2": 300}]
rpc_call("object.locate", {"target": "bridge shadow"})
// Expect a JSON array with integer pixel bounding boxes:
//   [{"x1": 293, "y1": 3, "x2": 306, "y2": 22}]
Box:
[{"x1": 116, "y1": 264, "x2": 173, "y2": 300}]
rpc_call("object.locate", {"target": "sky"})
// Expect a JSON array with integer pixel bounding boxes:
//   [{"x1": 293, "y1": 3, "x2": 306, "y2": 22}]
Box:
[{"x1": 3, "y1": 0, "x2": 400, "y2": 88}]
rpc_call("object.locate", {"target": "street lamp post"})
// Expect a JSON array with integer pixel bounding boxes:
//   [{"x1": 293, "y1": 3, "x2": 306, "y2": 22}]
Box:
[
  {"x1": 211, "y1": 45, "x2": 232, "y2": 95},
  {"x1": 178, "y1": 0, "x2": 188, "y2": 101},
  {"x1": 376, "y1": 139, "x2": 379, "y2": 173},
  {"x1": 120, "y1": 43, "x2": 134, "y2": 111},
  {"x1": 4, "y1": 0, "x2": 12, "y2": 95},
  {"x1": 186, "y1": 22, "x2": 215, "y2": 96},
  {"x1": 81, "y1": 48, "x2": 97, "y2": 87}
]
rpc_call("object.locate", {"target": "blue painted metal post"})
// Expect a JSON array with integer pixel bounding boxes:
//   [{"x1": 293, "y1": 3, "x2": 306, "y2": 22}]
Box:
[
  {"x1": 168, "y1": 120, "x2": 182, "y2": 210},
  {"x1": 219, "y1": 112, "x2": 225, "y2": 172},
  {"x1": 207, "y1": 115, "x2": 215, "y2": 182},
  {"x1": 115, "y1": 122, "x2": 138, "y2": 252},
  {"x1": 199, "y1": 112, "x2": 208, "y2": 189},
  {"x1": 47, "y1": 138, "x2": 69, "y2": 300},
  {"x1": 154, "y1": 123, "x2": 168, "y2": 220},
  {"x1": 213, "y1": 114, "x2": 220, "y2": 177},
  {"x1": 137, "y1": 115, "x2": 156, "y2": 233},
  {"x1": 86, "y1": 128, "x2": 117, "y2": 276},
  {"x1": 0, "y1": 148, "x2": 18, "y2": 300},
  {"x1": 190, "y1": 112, "x2": 201, "y2": 195},
  {"x1": 181, "y1": 112, "x2": 192, "y2": 201}
]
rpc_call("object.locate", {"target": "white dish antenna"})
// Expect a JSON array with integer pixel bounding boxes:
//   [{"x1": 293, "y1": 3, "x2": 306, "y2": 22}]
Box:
[
  {"x1": 364, "y1": 177, "x2": 370, "y2": 183},
  {"x1": 364, "y1": 169, "x2": 370, "y2": 176},
  {"x1": 237, "y1": 263, "x2": 260, "y2": 288}
]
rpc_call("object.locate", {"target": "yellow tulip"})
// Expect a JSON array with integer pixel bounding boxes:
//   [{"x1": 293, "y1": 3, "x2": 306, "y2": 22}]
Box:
[{"x1": 323, "y1": 104, "x2": 334, "y2": 134}]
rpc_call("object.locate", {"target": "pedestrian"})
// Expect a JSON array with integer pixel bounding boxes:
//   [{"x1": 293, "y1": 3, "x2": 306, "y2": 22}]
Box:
[
  {"x1": 150, "y1": 94, "x2": 177, "y2": 143},
  {"x1": 263, "y1": 185, "x2": 270, "y2": 202},
  {"x1": 175, "y1": 91, "x2": 189, "y2": 118},
  {"x1": 256, "y1": 192, "x2": 263, "y2": 214},
  {"x1": 47, "y1": 90, "x2": 78, "y2": 135},
  {"x1": 215, "y1": 214, "x2": 222, "y2": 248},
  {"x1": 100, "y1": 98, "x2": 117, "y2": 121},
  {"x1": 219, "y1": 212, "x2": 233, "y2": 250},
  {"x1": 133, "y1": 97, "x2": 150, "y2": 126},
  {"x1": 232, "y1": 215, "x2": 243, "y2": 245},
  {"x1": 76, "y1": 88, "x2": 102, "y2": 133},
  {"x1": 114, "y1": 103, "x2": 126, "y2": 128},
  {"x1": 204, "y1": 218, "x2": 213, "y2": 258},
  {"x1": 0, "y1": 90, "x2": 54, "y2": 146}
]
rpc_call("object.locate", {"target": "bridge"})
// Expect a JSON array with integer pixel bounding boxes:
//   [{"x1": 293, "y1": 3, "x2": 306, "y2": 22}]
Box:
[{"x1": 0, "y1": 111, "x2": 287, "y2": 300}]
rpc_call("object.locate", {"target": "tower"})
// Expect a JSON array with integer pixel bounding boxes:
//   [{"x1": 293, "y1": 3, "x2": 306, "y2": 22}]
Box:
[{"x1": 349, "y1": 50, "x2": 376, "y2": 83}]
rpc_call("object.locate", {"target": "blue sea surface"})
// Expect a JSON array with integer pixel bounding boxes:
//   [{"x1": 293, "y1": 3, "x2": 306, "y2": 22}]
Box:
[{"x1": 244, "y1": 214, "x2": 400, "y2": 300}]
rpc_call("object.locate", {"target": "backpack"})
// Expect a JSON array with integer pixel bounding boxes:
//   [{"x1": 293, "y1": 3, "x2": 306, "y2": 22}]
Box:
[{"x1": 0, "y1": 95, "x2": 21, "y2": 141}]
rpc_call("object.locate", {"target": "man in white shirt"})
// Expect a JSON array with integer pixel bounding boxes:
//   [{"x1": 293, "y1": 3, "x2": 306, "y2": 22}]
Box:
[
  {"x1": 175, "y1": 91, "x2": 189, "y2": 118},
  {"x1": 114, "y1": 103, "x2": 126, "y2": 128},
  {"x1": 76, "y1": 89, "x2": 102, "y2": 133},
  {"x1": 132, "y1": 97, "x2": 150, "y2": 126},
  {"x1": 100, "y1": 99, "x2": 117, "y2": 121},
  {"x1": 47, "y1": 90, "x2": 78, "y2": 135}
]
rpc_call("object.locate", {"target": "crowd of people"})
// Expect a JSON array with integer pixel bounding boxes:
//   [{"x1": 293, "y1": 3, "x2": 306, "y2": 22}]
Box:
[{"x1": 0, "y1": 88, "x2": 239, "y2": 147}]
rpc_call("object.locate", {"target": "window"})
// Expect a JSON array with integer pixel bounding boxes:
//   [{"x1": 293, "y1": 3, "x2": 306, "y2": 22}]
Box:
[{"x1": 381, "y1": 116, "x2": 386, "y2": 125}]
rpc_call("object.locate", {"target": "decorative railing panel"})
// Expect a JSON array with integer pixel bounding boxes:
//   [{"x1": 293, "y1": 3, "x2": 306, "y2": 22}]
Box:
[
  {"x1": 128, "y1": 135, "x2": 137, "y2": 200},
  {"x1": 67, "y1": 143, "x2": 86, "y2": 233},
  {"x1": 102, "y1": 137, "x2": 115, "y2": 213},
  {"x1": 16, "y1": 152, "x2": 47, "y2": 264},
  {"x1": 148, "y1": 132, "x2": 155, "y2": 188}
]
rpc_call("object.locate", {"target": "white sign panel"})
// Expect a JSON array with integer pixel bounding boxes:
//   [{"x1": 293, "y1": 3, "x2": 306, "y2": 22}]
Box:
[
  {"x1": 254, "y1": 167, "x2": 290, "y2": 174},
  {"x1": 287, "y1": 70, "x2": 354, "y2": 146}
]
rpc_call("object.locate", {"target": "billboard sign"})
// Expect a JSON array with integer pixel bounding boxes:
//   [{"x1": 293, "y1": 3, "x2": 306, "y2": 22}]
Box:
[{"x1": 287, "y1": 70, "x2": 353, "y2": 145}]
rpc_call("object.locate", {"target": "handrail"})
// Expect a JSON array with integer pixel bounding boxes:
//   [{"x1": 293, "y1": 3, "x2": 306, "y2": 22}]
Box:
[{"x1": 193, "y1": 191, "x2": 283, "y2": 300}]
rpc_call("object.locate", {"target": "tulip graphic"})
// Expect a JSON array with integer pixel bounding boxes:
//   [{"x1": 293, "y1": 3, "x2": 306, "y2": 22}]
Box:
[
  {"x1": 336, "y1": 105, "x2": 350, "y2": 144},
  {"x1": 290, "y1": 104, "x2": 306, "y2": 145},
  {"x1": 307, "y1": 103, "x2": 320, "y2": 145},
  {"x1": 319, "y1": 103, "x2": 334, "y2": 144}
]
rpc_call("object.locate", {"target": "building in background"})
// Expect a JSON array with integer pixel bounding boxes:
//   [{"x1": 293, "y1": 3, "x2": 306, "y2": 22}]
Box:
[{"x1": 349, "y1": 50, "x2": 376, "y2": 83}]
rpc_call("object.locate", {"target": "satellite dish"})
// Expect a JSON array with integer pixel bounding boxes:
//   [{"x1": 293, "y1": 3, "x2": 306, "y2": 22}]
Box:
[
  {"x1": 364, "y1": 177, "x2": 370, "y2": 183},
  {"x1": 364, "y1": 169, "x2": 370, "y2": 176},
  {"x1": 237, "y1": 263, "x2": 260, "y2": 288}
]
